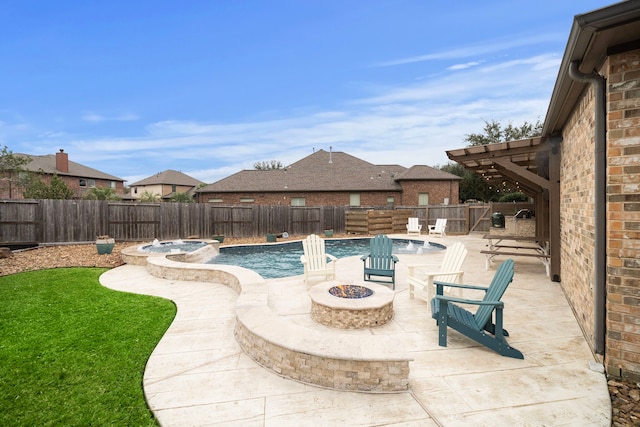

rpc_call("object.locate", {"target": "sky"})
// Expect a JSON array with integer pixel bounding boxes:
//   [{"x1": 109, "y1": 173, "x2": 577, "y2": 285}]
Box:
[{"x1": 0, "y1": 0, "x2": 619, "y2": 185}]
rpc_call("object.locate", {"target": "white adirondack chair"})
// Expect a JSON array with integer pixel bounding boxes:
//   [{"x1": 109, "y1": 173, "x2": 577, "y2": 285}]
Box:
[
  {"x1": 408, "y1": 242, "x2": 467, "y2": 304},
  {"x1": 300, "y1": 234, "x2": 338, "y2": 285},
  {"x1": 406, "y1": 217, "x2": 422, "y2": 235},
  {"x1": 428, "y1": 218, "x2": 447, "y2": 237}
]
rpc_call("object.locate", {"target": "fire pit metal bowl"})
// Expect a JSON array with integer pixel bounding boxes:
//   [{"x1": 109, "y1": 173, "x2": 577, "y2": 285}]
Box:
[
  {"x1": 309, "y1": 281, "x2": 395, "y2": 329},
  {"x1": 329, "y1": 284, "x2": 374, "y2": 299}
]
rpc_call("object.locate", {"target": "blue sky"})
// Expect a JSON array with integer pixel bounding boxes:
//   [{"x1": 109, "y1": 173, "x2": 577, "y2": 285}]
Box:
[{"x1": 0, "y1": 1, "x2": 617, "y2": 185}]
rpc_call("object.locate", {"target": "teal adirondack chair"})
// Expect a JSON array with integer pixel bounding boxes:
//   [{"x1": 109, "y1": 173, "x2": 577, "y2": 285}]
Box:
[
  {"x1": 361, "y1": 234, "x2": 399, "y2": 289},
  {"x1": 430, "y1": 259, "x2": 523, "y2": 359}
]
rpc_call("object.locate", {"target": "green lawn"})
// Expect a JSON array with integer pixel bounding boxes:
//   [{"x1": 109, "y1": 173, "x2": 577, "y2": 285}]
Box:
[{"x1": 0, "y1": 268, "x2": 176, "y2": 426}]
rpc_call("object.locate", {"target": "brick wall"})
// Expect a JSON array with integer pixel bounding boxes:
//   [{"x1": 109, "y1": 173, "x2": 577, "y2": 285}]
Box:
[
  {"x1": 198, "y1": 180, "x2": 459, "y2": 206},
  {"x1": 559, "y1": 67, "x2": 598, "y2": 349},
  {"x1": 199, "y1": 190, "x2": 403, "y2": 206},
  {"x1": 606, "y1": 49, "x2": 640, "y2": 381},
  {"x1": 1, "y1": 173, "x2": 125, "y2": 199},
  {"x1": 399, "y1": 180, "x2": 459, "y2": 205}
]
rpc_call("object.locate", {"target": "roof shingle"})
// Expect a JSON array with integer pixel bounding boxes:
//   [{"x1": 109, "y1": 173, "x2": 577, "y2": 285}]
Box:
[{"x1": 198, "y1": 150, "x2": 459, "y2": 193}]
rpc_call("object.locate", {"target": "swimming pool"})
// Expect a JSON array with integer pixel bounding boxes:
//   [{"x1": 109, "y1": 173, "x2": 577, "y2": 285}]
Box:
[{"x1": 206, "y1": 238, "x2": 444, "y2": 279}]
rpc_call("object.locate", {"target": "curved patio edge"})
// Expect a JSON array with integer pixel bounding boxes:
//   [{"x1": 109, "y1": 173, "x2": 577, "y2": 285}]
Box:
[{"x1": 142, "y1": 254, "x2": 413, "y2": 392}]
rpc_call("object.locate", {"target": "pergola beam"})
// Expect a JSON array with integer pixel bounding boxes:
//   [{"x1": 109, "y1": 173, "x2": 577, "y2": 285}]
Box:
[{"x1": 493, "y1": 158, "x2": 550, "y2": 190}]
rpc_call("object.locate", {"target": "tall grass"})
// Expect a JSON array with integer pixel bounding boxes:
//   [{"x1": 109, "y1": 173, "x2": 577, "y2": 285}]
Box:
[{"x1": 0, "y1": 268, "x2": 176, "y2": 426}]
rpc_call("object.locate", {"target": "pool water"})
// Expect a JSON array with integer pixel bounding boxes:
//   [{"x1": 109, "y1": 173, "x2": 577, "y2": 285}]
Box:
[
  {"x1": 141, "y1": 240, "x2": 207, "y2": 253},
  {"x1": 206, "y1": 238, "x2": 444, "y2": 279}
]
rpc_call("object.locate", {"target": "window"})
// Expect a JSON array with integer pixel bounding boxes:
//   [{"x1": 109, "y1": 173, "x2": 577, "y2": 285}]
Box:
[
  {"x1": 418, "y1": 193, "x2": 430, "y2": 206},
  {"x1": 387, "y1": 196, "x2": 394, "y2": 206},
  {"x1": 208, "y1": 198, "x2": 223, "y2": 203},
  {"x1": 134, "y1": 187, "x2": 138, "y2": 194},
  {"x1": 240, "y1": 198, "x2": 255, "y2": 203},
  {"x1": 349, "y1": 193, "x2": 360, "y2": 206},
  {"x1": 79, "y1": 179, "x2": 87, "y2": 187},
  {"x1": 291, "y1": 197, "x2": 305, "y2": 206},
  {"x1": 110, "y1": 181, "x2": 116, "y2": 188},
  {"x1": 171, "y1": 184, "x2": 177, "y2": 192},
  {"x1": 89, "y1": 179, "x2": 96, "y2": 188}
]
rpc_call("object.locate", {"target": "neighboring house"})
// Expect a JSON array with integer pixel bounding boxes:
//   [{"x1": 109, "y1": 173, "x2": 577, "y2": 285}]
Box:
[
  {"x1": 129, "y1": 169, "x2": 204, "y2": 201},
  {"x1": 195, "y1": 149, "x2": 460, "y2": 206},
  {"x1": 448, "y1": 2, "x2": 640, "y2": 382},
  {"x1": 0, "y1": 149, "x2": 125, "y2": 199}
]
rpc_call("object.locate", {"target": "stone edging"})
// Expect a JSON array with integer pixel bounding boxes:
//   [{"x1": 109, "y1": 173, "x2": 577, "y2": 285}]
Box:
[{"x1": 140, "y1": 252, "x2": 413, "y2": 392}]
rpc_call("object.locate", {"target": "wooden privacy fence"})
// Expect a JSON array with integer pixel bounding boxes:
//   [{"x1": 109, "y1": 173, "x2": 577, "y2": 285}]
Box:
[
  {"x1": 425, "y1": 203, "x2": 534, "y2": 234},
  {"x1": 345, "y1": 210, "x2": 413, "y2": 235},
  {"x1": 0, "y1": 200, "x2": 352, "y2": 244},
  {"x1": 1, "y1": 199, "x2": 516, "y2": 245}
]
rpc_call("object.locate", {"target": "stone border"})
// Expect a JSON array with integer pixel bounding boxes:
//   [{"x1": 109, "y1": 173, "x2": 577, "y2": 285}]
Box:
[
  {"x1": 136, "y1": 248, "x2": 413, "y2": 393},
  {"x1": 309, "y1": 281, "x2": 395, "y2": 329},
  {"x1": 120, "y1": 239, "x2": 220, "y2": 266}
]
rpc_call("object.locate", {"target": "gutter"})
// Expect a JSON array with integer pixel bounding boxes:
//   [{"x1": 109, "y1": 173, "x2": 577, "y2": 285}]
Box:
[{"x1": 568, "y1": 60, "x2": 606, "y2": 355}]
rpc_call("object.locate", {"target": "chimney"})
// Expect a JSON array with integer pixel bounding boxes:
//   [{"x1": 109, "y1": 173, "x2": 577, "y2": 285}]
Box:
[
  {"x1": 329, "y1": 146, "x2": 333, "y2": 164},
  {"x1": 56, "y1": 149, "x2": 69, "y2": 173}
]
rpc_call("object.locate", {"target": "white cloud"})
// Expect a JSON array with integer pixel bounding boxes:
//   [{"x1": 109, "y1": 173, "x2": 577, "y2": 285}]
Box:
[
  {"x1": 82, "y1": 112, "x2": 139, "y2": 123},
  {"x1": 13, "y1": 52, "x2": 559, "y2": 185},
  {"x1": 376, "y1": 32, "x2": 564, "y2": 67},
  {"x1": 448, "y1": 61, "x2": 482, "y2": 71}
]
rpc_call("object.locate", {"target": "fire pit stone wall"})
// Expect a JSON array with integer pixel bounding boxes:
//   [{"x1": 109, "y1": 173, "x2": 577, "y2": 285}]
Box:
[{"x1": 309, "y1": 281, "x2": 395, "y2": 329}]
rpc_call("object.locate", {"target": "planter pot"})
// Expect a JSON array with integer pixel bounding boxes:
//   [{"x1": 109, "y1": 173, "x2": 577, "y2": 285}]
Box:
[
  {"x1": 266, "y1": 234, "x2": 277, "y2": 243},
  {"x1": 324, "y1": 229, "x2": 334, "y2": 237},
  {"x1": 213, "y1": 235, "x2": 224, "y2": 243},
  {"x1": 96, "y1": 238, "x2": 115, "y2": 255}
]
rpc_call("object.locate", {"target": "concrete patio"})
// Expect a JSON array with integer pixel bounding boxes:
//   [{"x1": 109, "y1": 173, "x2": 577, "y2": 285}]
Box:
[{"x1": 100, "y1": 233, "x2": 611, "y2": 426}]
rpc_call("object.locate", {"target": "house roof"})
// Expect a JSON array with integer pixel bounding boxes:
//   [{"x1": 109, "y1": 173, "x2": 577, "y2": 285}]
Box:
[
  {"x1": 18, "y1": 153, "x2": 124, "y2": 181},
  {"x1": 197, "y1": 149, "x2": 459, "y2": 193},
  {"x1": 395, "y1": 165, "x2": 462, "y2": 181},
  {"x1": 129, "y1": 169, "x2": 204, "y2": 187},
  {"x1": 543, "y1": 0, "x2": 640, "y2": 135}
]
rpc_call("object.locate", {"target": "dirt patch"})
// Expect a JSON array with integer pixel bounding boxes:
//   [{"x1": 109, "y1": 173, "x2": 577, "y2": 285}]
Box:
[{"x1": 0, "y1": 234, "x2": 348, "y2": 277}]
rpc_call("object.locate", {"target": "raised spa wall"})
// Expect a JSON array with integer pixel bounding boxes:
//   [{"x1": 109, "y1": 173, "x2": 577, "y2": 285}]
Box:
[{"x1": 121, "y1": 239, "x2": 412, "y2": 393}]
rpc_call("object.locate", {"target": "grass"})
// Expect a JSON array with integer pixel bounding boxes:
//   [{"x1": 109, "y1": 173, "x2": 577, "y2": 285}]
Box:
[{"x1": 0, "y1": 268, "x2": 176, "y2": 426}]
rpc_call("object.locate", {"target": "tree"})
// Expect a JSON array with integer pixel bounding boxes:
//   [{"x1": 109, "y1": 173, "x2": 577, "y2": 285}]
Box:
[
  {"x1": 439, "y1": 162, "x2": 495, "y2": 203},
  {"x1": 0, "y1": 145, "x2": 29, "y2": 198},
  {"x1": 254, "y1": 160, "x2": 283, "y2": 170},
  {"x1": 169, "y1": 192, "x2": 194, "y2": 203},
  {"x1": 465, "y1": 119, "x2": 542, "y2": 146},
  {"x1": 23, "y1": 173, "x2": 74, "y2": 199},
  {"x1": 139, "y1": 191, "x2": 160, "y2": 202},
  {"x1": 442, "y1": 119, "x2": 543, "y2": 202},
  {"x1": 85, "y1": 187, "x2": 121, "y2": 201}
]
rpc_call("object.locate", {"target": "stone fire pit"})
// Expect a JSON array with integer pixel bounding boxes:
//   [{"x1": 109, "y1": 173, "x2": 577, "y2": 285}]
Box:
[{"x1": 309, "y1": 281, "x2": 395, "y2": 329}]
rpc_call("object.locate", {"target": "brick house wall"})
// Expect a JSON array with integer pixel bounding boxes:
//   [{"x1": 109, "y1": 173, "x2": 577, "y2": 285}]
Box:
[
  {"x1": 560, "y1": 48, "x2": 640, "y2": 381},
  {"x1": 560, "y1": 70, "x2": 598, "y2": 347},
  {"x1": 1, "y1": 173, "x2": 124, "y2": 199},
  {"x1": 605, "y1": 48, "x2": 640, "y2": 380},
  {"x1": 398, "y1": 180, "x2": 459, "y2": 205},
  {"x1": 198, "y1": 190, "x2": 403, "y2": 206}
]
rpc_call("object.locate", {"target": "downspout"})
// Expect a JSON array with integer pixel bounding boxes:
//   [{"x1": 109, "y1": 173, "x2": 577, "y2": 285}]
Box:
[{"x1": 568, "y1": 60, "x2": 606, "y2": 355}]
